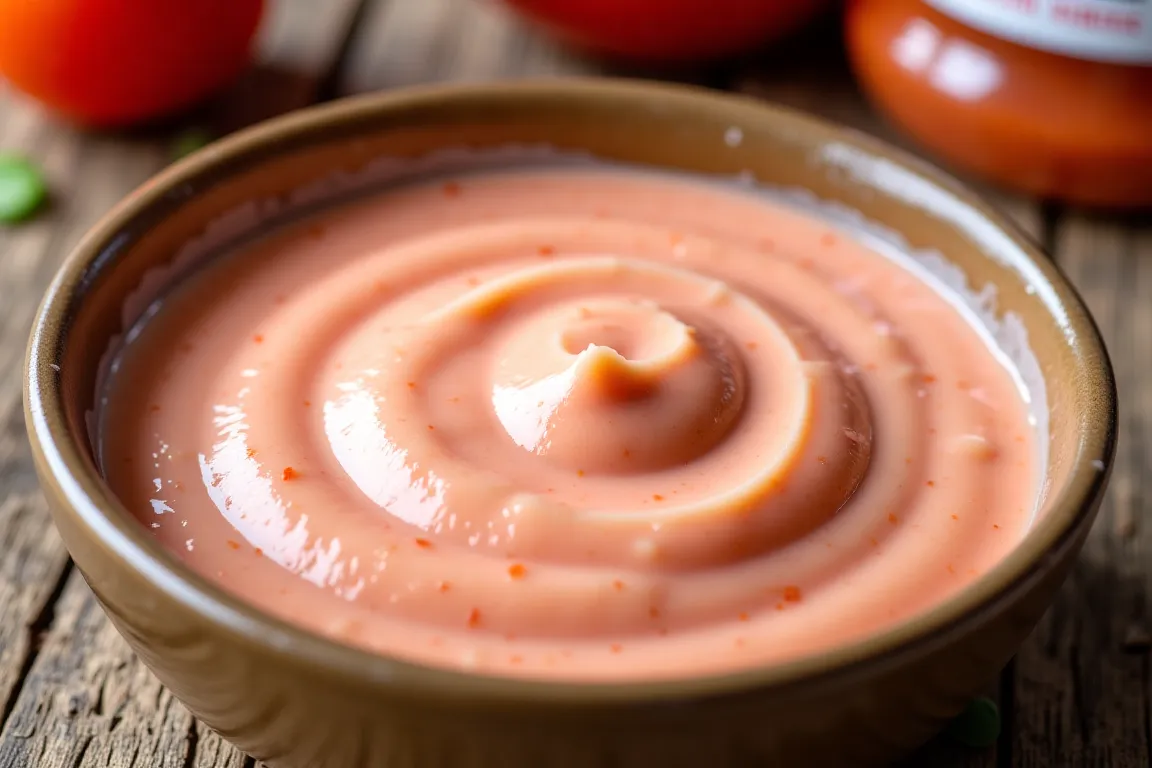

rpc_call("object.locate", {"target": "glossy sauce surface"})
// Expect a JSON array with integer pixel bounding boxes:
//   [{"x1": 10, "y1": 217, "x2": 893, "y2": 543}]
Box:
[{"x1": 101, "y1": 168, "x2": 1038, "y2": 681}]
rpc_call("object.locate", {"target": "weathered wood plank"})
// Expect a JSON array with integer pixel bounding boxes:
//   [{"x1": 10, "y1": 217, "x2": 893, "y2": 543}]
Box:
[
  {"x1": 341, "y1": 0, "x2": 600, "y2": 93},
  {"x1": 0, "y1": 493, "x2": 70, "y2": 729},
  {"x1": 1010, "y1": 215, "x2": 1152, "y2": 768},
  {"x1": 205, "y1": 0, "x2": 367, "y2": 133},
  {"x1": 0, "y1": 1, "x2": 363, "y2": 766},
  {"x1": 0, "y1": 571, "x2": 198, "y2": 768}
]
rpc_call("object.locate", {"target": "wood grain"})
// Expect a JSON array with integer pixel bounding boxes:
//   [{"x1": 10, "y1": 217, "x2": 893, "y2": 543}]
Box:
[
  {"x1": 1010, "y1": 214, "x2": 1152, "y2": 768},
  {"x1": 0, "y1": 1, "x2": 363, "y2": 765},
  {"x1": 341, "y1": 0, "x2": 600, "y2": 93},
  {"x1": 0, "y1": 571, "x2": 200, "y2": 768}
]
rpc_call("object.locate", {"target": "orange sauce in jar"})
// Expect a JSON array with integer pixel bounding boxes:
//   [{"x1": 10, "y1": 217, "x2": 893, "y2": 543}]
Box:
[{"x1": 846, "y1": 0, "x2": 1152, "y2": 208}]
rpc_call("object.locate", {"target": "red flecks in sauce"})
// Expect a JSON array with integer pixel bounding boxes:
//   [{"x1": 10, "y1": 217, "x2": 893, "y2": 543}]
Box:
[{"x1": 101, "y1": 167, "x2": 1039, "y2": 683}]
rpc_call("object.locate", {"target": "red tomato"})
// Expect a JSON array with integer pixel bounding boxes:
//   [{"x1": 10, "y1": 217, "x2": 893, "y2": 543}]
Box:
[
  {"x1": 0, "y1": 0, "x2": 264, "y2": 127},
  {"x1": 503, "y1": 0, "x2": 828, "y2": 62}
]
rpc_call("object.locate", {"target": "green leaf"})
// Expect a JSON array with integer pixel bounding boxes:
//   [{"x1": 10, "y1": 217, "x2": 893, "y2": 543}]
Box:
[
  {"x1": 0, "y1": 154, "x2": 48, "y2": 224},
  {"x1": 945, "y1": 696, "x2": 1001, "y2": 749},
  {"x1": 171, "y1": 128, "x2": 215, "y2": 162}
]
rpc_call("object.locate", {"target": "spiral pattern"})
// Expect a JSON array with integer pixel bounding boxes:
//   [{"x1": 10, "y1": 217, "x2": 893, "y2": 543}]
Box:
[{"x1": 102, "y1": 168, "x2": 1037, "y2": 680}]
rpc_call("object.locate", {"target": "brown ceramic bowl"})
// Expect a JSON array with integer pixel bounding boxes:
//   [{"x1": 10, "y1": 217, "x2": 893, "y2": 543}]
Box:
[{"x1": 25, "y1": 79, "x2": 1115, "y2": 767}]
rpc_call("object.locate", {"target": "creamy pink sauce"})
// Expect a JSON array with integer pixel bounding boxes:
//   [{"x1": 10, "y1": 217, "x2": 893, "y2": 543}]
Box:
[{"x1": 100, "y1": 167, "x2": 1038, "y2": 681}]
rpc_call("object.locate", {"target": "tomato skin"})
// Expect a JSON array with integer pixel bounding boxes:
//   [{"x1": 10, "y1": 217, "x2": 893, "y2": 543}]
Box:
[
  {"x1": 503, "y1": 0, "x2": 827, "y2": 62},
  {"x1": 0, "y1": 0, "x2": 264, "y2": 127}
]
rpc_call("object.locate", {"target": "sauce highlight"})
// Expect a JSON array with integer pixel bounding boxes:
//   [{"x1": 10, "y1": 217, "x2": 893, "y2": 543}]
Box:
[{"x1": 100, "y1": 167, "x2": 1038, "y2": 681}]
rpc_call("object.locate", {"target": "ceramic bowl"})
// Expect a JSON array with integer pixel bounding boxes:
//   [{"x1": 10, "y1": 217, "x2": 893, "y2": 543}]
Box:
[{"x1": 25, "y1": 79, "x2": 1116, "y2": 768}]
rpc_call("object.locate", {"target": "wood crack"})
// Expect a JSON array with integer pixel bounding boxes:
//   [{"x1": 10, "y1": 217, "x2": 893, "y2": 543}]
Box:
[
  {"x1": 0, "y1": 559, "x2": 74, "y2": 731},
  {"x1": 1039, "y1": 202, "x2": 1063, "y2": 256},
  {"x1": 998, "y1": 657, "x2": 1016, "y2": 768},
  {"x1": 71, "y1": 734, "x2": 94, "y2": 768},
  {"x1": 314, "y1": 0, "x2": 377, "y2": 103},
  {"x1": 181, "y1": 721, "x2": 199, "y2": 768},
  {"x1": 1143, "y1": 653, "x2": 1152, "y2": 766},
  {"x1": 1067, "y1": 636, "x2": 1091, "y2": 743}
]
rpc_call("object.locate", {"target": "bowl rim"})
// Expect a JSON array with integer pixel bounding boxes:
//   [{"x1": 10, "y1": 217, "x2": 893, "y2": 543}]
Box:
[{"x1": 24, "y1": 77, "x2": 1117, "y2": 706}]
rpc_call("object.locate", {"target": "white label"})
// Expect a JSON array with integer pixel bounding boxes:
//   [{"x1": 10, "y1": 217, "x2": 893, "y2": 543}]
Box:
[{"x1": 927, "y1": 0, "x2": 1152, "y2": 63}]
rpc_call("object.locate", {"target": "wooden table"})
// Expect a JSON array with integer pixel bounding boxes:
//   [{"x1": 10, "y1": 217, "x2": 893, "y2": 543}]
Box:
[{"x1": 0, "y1": 2, "x2": 1146, "y2": 766}]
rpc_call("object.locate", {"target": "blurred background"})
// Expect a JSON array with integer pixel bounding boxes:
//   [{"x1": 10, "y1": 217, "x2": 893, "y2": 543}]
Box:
[{"x1": 1, "y1": 0, "x2": 1149, "y2": 215}]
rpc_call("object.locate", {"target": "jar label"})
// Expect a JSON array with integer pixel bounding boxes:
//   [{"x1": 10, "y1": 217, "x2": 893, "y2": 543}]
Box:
[{"x1": 927, "y1": 0, "x2": 1152, "y2": 63}]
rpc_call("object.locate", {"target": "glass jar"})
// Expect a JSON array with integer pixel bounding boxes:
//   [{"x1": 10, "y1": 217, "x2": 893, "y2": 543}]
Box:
[{"x1": 845, "y1": 0, "x2": 1152, "y2": 208}]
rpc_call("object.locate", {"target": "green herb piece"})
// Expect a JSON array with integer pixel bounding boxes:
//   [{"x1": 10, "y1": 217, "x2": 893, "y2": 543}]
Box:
[
  {"x1": 946, "y1": 696, "x2": 1001, "y2": 749},
  {"x1": 0, "y1": 154, "x2": 48, "y2": 224},
  {"x1": 171, "y1": 128, "x2": 215, "y2": 161}
]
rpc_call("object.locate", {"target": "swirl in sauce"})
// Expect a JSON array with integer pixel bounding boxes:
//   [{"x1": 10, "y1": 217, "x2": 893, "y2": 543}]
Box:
[{"x1": 101, "y1": 168, "x2": 1038, "y2": 681}]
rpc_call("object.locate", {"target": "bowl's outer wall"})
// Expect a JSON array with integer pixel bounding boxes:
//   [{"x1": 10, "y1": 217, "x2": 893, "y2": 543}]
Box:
[
  {"x1": 40, "y1": 471, "x2": 1094, "y2": 767},
  {"x1": 25, "y1": 82, "x2": 1115, "y2": 768}
]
